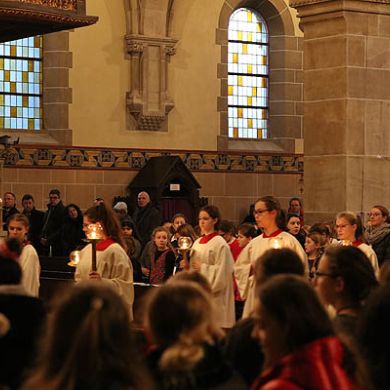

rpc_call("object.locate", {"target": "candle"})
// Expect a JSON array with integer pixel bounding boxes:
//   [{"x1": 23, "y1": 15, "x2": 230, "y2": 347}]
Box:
[{"x1": 178, "y1": 236, "x2": 193, "y2": 250}]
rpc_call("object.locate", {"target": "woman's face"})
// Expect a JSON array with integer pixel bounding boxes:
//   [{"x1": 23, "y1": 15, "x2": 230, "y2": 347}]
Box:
[
  {"x1": 305, "y1": 236, "x2": 319, "y2": 255},
  {"x1": 154, "y1": 231, "x2": 168, "y2": 250},
  {"x1": 254, "y1": 201, "x2": 275, "y2": 230},
  {"x1": 68, "y1": 206, "x2": 78, "y2": 219},
  {"x1": 313, "y1": 255, "x2": 338, "y2": 306},
  {"x1": 198, "y1": 210, "x2": 217, "y2": 235},
  {"x1": 173, "y1": 217, "x2": 186, "y2": 231},
  {"x1": 336, "y1": 217, "x2": 357, "y2": 241},
  {"x1": 289, "y1": 200, "x2": 301, "y2": 214},
  {"x1": 253, "y1": 300, "x2": 287, "y2": 367},
  {"x1": 237, "y1": 232, "x2": 251, "y2": 248},
  {"x1": 287, "y1": 216, "x2": 301, "y2": 235},
  {"x1": 8, "y1": 220, "x2": 28, "y2": 242},
  {"x1": 369, "y1": 208, "x2": 386, "y2": 228}
]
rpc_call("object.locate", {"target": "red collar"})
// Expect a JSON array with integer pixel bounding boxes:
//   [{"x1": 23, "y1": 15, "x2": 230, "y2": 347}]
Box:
[
  {"x1": 199, "y1": 232, "x2": 219, "y2": 244},
  {"x1": 96, "y1": 238, "x2": 115, "y2": 251},
  {"x1": 352, "y1": 240, "x2": 363, "y2": 247},
  {"x1": 263, "y1": 229, "x2": 283, "y2": 238}
]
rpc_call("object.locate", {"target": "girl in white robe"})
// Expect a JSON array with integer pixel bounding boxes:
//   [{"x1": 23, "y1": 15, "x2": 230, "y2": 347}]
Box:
[
  {"x1": 234, "y1": 196, "x2": 308, "y2": 318},
  {"x1": 75, "y1": 204, "x2": 134, "y2": 319},
  {"x1": 8, "y1": 214, "x2": 40, "y2": 296},
  {"x1": 190, "y1": 205, "x2": 235, "y2": 328}
]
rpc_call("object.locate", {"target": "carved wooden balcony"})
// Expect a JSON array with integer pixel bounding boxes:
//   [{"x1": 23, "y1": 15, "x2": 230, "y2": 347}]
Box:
[{"x1": 0, "y1": 0, "x2": 98, "y2": 42}]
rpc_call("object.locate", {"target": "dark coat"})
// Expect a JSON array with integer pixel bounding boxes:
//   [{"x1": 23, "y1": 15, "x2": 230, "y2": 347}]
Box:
[
  {"x1": 2, "y1": 205, "x2": 19, "y2": 230},
  {"x1": 372, "y1": 232, "x2": 390, "y2": 266},
  {"x1": 23, "y1": 208, "x2": 45, "y2": 254},
  {"x1": 61, "y1": 217, "x2": 86, "y2": 256},
  {"x1": 132, "y1": 203, "x2": 162, "y2": 247},
  {"x1": 41, "y1": 201, "x2": 66, "y2": 256}
]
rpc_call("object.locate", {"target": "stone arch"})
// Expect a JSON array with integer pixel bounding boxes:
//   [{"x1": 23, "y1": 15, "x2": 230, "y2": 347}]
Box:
[{"x1": 216, "y1": 0, "x2": 303, "y2": 152}]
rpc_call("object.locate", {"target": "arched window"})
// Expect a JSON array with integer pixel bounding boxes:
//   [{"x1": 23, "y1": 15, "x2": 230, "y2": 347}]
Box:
[
  {"x1": 228, "y1": 8, "x2": 268, "y2": 139},
  {"x1": 0, "y1": 36, "x2": 42, "y2": 130}
]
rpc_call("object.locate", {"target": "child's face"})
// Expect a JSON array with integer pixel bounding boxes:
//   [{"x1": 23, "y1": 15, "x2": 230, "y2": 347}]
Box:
[
  {"x1": 173, "y1": 217, "x2": 186, "y2": 231},
  {"x1": 122, "y1": 226, "x2": 133, "y2": 237},
  {"x1": 154, "y1": 231, "x2": 168, "y2": 250},
  {"x1": 237, "y1": 232, "x2": 251, "y2": 248}
]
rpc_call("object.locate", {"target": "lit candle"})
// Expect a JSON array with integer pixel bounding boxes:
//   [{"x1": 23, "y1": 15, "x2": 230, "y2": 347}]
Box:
[{"x1": 178, "y1": 236, "x2": 193, "y2": 250}]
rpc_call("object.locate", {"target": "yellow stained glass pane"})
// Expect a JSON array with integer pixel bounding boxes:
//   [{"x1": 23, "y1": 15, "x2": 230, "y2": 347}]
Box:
[
  {"x1": 28, "y1": 60, "x2": 34, "y2": 71},
  {"x1": 10, "y1": 46, "x2": 16, "y2": 57},
  {"x1": 262, "y1": 110, "x2": 266, "y2": 119},
  {"x1": 22, "y1": 72, "x2": 28, "y2": 82},
  {"x1": 233, "y1": 128, "x2": 238, "y2": 138},
  {"x1": 34, "y1": 36, "x2": 40, "y2": 47},
  {"x1": 257, "y1": 23, "x2": 262, "y2": 33},
  {"x1": 11, "y1": 107, "x2": 17, "y2": 117},
  {"x1": 248, "y1": 119, "x2": 253, "y2": 128},
  {"x1": 257, "y1": 129, "x2": 262, "y2": 139},
  {"x1": 262, "y1": 79, "x2": 266, "y2": 88},
  {"x1": 248, "y1": 32, "x2": 253, "y2": 42},
  {"x1": 242, "y1": 44, "x2": 248, "y2": 54},
  {"x1": 233, "y1": 53, "x2": 238, "y2": 64},
  {"x1": 238, "y1": 76, "x2": 243, "y2": 86},
  {"x1": 23, "y1": 96, "x2": 28, "y2": 106},
  {"x1": 10, "y1": 82, "x2": 16, "y2": 93},
  {"x1": 248, "y1": 64, "x2": 252, "y2": 73},
  {"x1": 28, "y1": 119, "x2": 34, "y2": 129},
  {"x1": 262, "y1": 56, "x2": 267, "y2": 65},
  {"x1": 4, "y1": 71, "x2": 10, "y2": 81},
  {"x1": 0, "y1": 95, "x2": 3, "y2": 105},
  {"x1": 252, "y1": 87, "x2": 256, "y2": 96},
  {"x1": 0, "y1": 58, "x2": 3, "y2": 68},
  {"x1": 238, "y1": 108, "x2": 243, "y2": 118},
  {"x1": 247, "y1": 11, "x2": 252, "y2": 22},
  {"x1": 0, "y1": 118, "x2": 3, "y2": 127},
  {"x1": 228, "y1": 86, "x2": 233, "y2": 96},
  {"x1": 237, "y1": 31, "x2": 242, "y2": 41},
  {"x1": 247, "y1": 97, "x2": 252, "y2": 106}
]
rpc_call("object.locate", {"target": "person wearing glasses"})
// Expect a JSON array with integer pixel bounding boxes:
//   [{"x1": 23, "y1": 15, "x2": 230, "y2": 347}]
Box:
[
  {"x1": 234, "y1": 196, "x2": 307, "y2": 319},
  {"x1": 364, "y1": 205, "x2": 390, "y2": 267},
  {"x1": 336, "y1": 211, "x2": 379, "y2": 278},
  {"x1": 314, "y1": 246, "x2": 378, "y2": 336}
]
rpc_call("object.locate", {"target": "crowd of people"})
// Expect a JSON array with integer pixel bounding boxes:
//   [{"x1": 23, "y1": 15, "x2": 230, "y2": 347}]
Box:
[{"x1": 1, "y1": 191, "x2": 390, "y2": 389}]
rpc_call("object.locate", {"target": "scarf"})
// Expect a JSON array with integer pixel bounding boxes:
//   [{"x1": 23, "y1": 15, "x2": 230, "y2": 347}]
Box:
[{"x1": 365, "y1": 223, "x2": 390, "y2": 245}]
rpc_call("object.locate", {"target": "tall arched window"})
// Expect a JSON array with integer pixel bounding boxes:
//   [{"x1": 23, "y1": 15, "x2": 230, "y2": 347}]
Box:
[
  {"x1": 228, "y1": 8, "x2": 268, "y2": 139},
  {"x1": 0, "y1": 36, "x2": 42, "y2": 130}
]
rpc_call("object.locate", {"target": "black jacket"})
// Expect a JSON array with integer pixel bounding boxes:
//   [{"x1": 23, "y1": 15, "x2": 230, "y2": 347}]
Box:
[
  {"x1": 372, "y1": 232, "x2": 390, "y2": 266},
  {"x1": 132, "y1": 203, "x2": 162, "y2": 247},
  {"x1": 2, "y1": 205, "x2": 19, "y2": 230},
  {"x1": 23, "y1": 208, "x2": 45, "y2": 253},
  {"x1": 41, "y1": 201, "x2": 66, "y2": 255}
]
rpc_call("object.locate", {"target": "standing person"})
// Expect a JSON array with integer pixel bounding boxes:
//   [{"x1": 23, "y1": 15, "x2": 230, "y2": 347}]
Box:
[
  {"x1": 121, "y1": 217, "x2": 142, "y2": 282},
  {"x1": 288, "y1": 197, "x2": 304, "y2": 224},
  {"x1": 190, "y1": 205, "x2": 235, "y2": 329},
  {"x1": 132, "y1": 191, "x2": 162, "y2": 248},
  {"x1": 170, "y1": 213, "x2": 186, "y2": 247},
  {"x1": 21, "y1": 194, "x2": 44, "y2": 254},
  {"x1": 305, "y1": 232, "x2": 323, "y2": 279},
  {"x1": 219, "y1": 220, "x2": 242, "y2": 260},
  {"x1": 61, "y1": 204, "x2": 85, "y2": 256},
  {"x1": 141, "y1": 227, "x2": 175, "y2": 285},
  {"x1": 336, "y1": 211, "x2": 379, "y2": 278},
  {"x1": 23, "y1": 283, "x2": 152, "y2": 390},
  {"x1": 8, "y1": 214, "x2": 40, "y2": 296},
  {"x1": 40, "y1": 189, "x2": 66, "y2": 256},
  {"x1": 235, "y1": 196, "x2": 307, "y2": 318},
  {"x1": 75, "y1": 204, "x2": 134, "y2": 319},
  {"x1": 2, "y1": 192, "x2": 18, "y2": 230},
  {"x1": 286, "y1": 213, "x2": 306, "y2": 249},
  {"x1": 365, "y1": 205, "x2": 390, "y2": 266}
]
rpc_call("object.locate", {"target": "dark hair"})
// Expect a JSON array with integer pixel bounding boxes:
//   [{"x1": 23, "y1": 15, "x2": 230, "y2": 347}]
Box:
[
  {"x1": 176, "y1": 223, "x2": 198, "y2": 243},
  {"x1": 199, "y1": 205, "x2": 221, "y2": 230},
  {"x1": 84, "y1": 204, "x2": 125, "y2": 249},
  {"x1": 324, "y1": 246, "x2": 378, "y2": 304},
  {"x1": 372, "y1": 205, "x2": 390, "y2": 223},
  {"x1": 172, "y1": 213, "x2": 186, "y2": 223},
  {"x1": 22, "y1": 194, "x2": 34, "y2": 202},
  {"x1": 255, "y1": 196, "x2": 286, "y2": 230},
  {"x1": 218, "y1": 220, "x2": 236, "y2": 235},
  {"x1": 357, "y1": 284, "x2": 390, "y2": 390},
  {"x1": 170, "y1": 271, "x2": 212, "y2": 295},
  {"x1": 4, "y1": 191, "x2": 16, "y2": 199},
  {"x1": 238, "y1": 223, "x2": 257, "y2": 238},
  {"x1": 287, "y1": 213, "x2": 301, "y2": 224},
  {"x1": 49, "y1": 189, "x2": 61, "y2": 197},
  {"x1": 309, "y1": 223, "x2": 331, "y2": 237},
  {"x1": 65, "y1": 204, "x2": 83, "y2": 224},
  {"x1": 259, "y1": 275, "x2": 334, "y2": 352},
  {"x1": 120, "y1": 216, "x2": 135, "y2": 230},
  {"x1": 0, "y1": 255, "x2": 22, "y2": 284},
  {"x1": 289, "y1": 197, "x2": 302, "y2": 207},
  {"x1": 255, "y1": 248, "x2": 305, "y2": 285},
  {"x1": 24, "y1": 283, "x2": 151, "y2": 389}
]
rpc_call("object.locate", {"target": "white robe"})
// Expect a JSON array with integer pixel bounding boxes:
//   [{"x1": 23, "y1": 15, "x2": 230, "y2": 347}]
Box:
[
  {"x1": 234, "y1": 231, "x2": 308, "y2": 318},
  {"x1": 357, "y1": 243, "x2": 380, "y2": 279},
  {"x1": 19, "y1": 244, "x2": 40, "y2": 297},
  {"x1": 190, "y1": 235, "x2": 235, "y2": 328},
  {"x1": 75, "y1": 243, "x2": 134, "y2": 320}
]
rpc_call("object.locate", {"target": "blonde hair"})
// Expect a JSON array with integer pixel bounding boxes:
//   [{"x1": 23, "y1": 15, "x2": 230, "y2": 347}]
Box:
[{"x1": 146, "y1": 282, "x2": 220, "y2": 372}]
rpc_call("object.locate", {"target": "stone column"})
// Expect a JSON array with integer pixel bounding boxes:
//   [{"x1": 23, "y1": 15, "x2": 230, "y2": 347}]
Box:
[{"x1": 290, "y1": 0, "x2": 390, "y2": 222}]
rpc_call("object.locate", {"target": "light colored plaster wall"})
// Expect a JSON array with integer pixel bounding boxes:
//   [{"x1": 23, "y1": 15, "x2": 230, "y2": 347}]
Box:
[{"x1": 69, "y1": 1, "x2": 301, "y2": 150}]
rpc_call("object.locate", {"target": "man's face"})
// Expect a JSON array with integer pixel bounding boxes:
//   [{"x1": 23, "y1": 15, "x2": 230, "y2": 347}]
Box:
[
  {"x1": 137, "y1": 192, "x2": 150, "y2": 208},
  {"x1": 22, "y1": 199, "x2": 34, "y2": 213},
  {"x1": 3, "y1": 193, "x2": 15, "y2": 208},
  {"x1": 49, "y1": 193, "x2": 61, "y2": 206}
]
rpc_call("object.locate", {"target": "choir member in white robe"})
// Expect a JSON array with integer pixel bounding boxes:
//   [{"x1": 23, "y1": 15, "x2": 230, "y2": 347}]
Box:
[
  {"x1": 191, "y1": 206, "x2": 235, "y2": 328},
  {"x1": 8, "y1": 214, "x2": 40, "y2": 296},
  {"x1": 234, "y1": 196, "x2": 308, "y2": 318},
  {"x1": 335, "y1": 212, "x2": 379, "y2": 278},
  {"x1": 74, "y1": 204, "x2": 134, "y2": 319}
]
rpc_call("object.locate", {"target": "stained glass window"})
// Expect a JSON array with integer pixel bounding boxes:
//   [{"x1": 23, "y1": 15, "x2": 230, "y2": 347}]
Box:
[
  {"x1": 228, "y1": 9, "x2": 268, "y2": 139},
  {"x1": 0, "y1": 36, "x2": 42, "y2": 130}
]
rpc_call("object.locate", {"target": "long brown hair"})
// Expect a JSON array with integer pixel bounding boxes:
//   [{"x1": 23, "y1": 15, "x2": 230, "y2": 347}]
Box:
[{"x1": 84, "y1": 204, "x2": 125, "y2": 248}]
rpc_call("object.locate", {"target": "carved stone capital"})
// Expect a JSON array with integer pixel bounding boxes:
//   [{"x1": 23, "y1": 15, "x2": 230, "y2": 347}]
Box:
[
  {"x1": 164, "y1": 45, "x2": 176, "y2": 57},
  {"x1": 126, "y1": 40, "x2": 145, "y2": 55}
]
